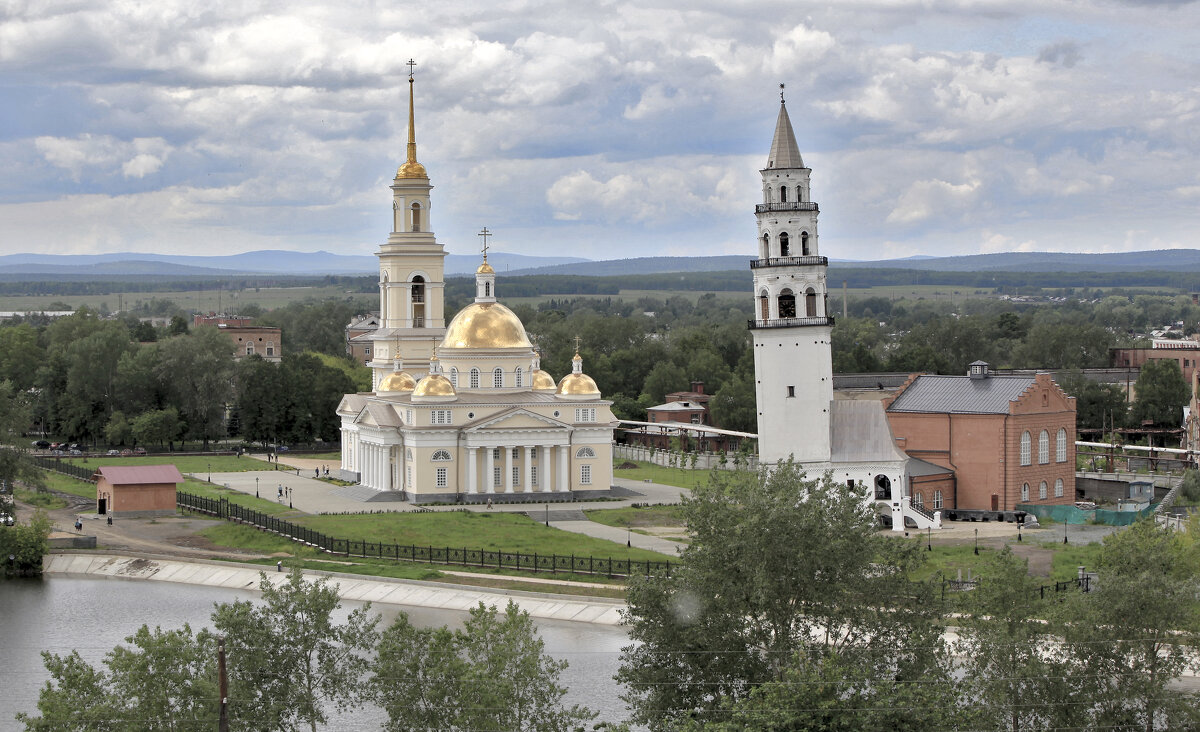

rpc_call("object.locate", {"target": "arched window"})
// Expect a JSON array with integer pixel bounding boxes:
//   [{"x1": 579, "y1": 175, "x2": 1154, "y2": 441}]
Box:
[
  {"x1": 779, "y1": 231, "x2": 790, "y2": 257},
  {"x1": 1020, "y1": 431, "x2": 1031, "y2": 466},
  {"x1": 469, "y1": 368, "x2": 480, "y2": 389},
  {"x1": 431, "y1": 450, "x2": 452, "y2": 462},
  {"x1": 759, "y1": 290, "x2": 769, "y2": 320},
  {"x1": 801, "y1": 231, "x2": 809, "y2": 256},
  {"x1": 1039, "y1": 481, "x2": 1047, "y2": 500},
  {"x1": 493, "y1": 368, "x2": 503, "y2": 388},
  {"x1": 410, "y1": 202, "x2": 421, "y2": 232},
  {"x1": 576, "y1": 446, "x2": 596, "y2": 458},
  {"x1": 874, "y1": 474, "x2": 891, "y2": 500},
  {"x1": 449, "y1": 367, "x2": 458, "y2": 387},
  {"x1": 778, "y1": 288, "x2": 796, "y2": 318},
  {"x1": 805, "y1": 287, "x2": 817, "y2": 317},
  {"x1": 485, "y1": 282, "x2": 491, "y2": 297},
  {"x1": 515, "y1": 367, "x2": 523, "y2": 387},
  {"x1": 761, "y1": 233, "x2": 769, "y2": 259},
  {"x1": 1055, "y1": 478, "x2": 1064, "y2": 497},
  {"x1": 1038, "y1": 430, "x2": 1050, "y2": 464},
  {"x1": 796, "y1": 185, "x2": 803, "y2": 202},
  {"x1": 1056, "y1": 427, "x2": 1067, "y2": 462},
  {"x1": 779, "y1": 185, "x2": 788, "y2": 202},
  {"x1": 1021, "y1": 483, "x2": 1029, "y2": 502}
]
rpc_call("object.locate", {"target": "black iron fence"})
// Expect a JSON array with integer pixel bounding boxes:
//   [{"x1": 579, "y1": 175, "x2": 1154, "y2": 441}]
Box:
[
  {"x1": 177, "y1": 491, "x2": 671, "y2": 578},
  {"x1": 31, "y1": 455, "x2": 97, "y2": 483},
  {"x1": 941, "y1": 574, "x2": 1091, "y2": 604}
]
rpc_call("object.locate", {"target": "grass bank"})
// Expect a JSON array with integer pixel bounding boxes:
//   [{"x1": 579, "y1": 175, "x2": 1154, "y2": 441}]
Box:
[
  {"x1": 65, "y1": 455, "x2": 271, "y2": 473},
  {"x1": 612, "y1": 459, "x2": 709, "y2": 489}
]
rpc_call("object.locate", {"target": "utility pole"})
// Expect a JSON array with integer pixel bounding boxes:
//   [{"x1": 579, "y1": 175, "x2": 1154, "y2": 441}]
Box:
[{"x1": 218, "y1": 636, "x2": 229, "y2": 732}]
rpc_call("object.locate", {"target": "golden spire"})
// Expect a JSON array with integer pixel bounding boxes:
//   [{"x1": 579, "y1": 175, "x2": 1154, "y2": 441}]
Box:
[{"x1": 397, "y1": 59, "x2": 428, "y2": 179}]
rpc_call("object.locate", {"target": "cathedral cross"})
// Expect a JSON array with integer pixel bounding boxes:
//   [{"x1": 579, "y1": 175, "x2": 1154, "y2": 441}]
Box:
[
  {"x1": 780, "y1": 83, "x2": 785, "y2": 103},
  {"x1": 406, "y1": 59, "x2": 417, "y2": 80},
  {"x1": 478, "y1": 227, "x2": 491, "y2": 259},
  {"x1": 573, "y1": 335, "x2": 582, "y2": 353}
]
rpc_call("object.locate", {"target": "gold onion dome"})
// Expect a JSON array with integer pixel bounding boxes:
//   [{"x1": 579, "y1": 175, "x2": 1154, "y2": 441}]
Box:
[
  {"x1": 441, "y1": 302, "x2": 531, "y2": 349},
  {"x1": 476, "y1": 260, "x2": 495, "y2": 275},
  {"x1": 532, "y1": 369, "x2": 557, "y2": 391},
  {"x1": 397, "y1": 160, "x2": 427, "y2": 179},
  {"x1": 413, "y1": 373, "x2": 456, "y2": 398},
  {"x1": 557, "y1": 372, "x2": 600, "y2": 396},
  {"x1": 378, "y1": 369, "x2": 417, "y2": 393}
]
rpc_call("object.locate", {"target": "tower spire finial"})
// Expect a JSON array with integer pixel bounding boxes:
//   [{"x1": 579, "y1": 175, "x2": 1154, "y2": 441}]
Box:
[
  {"x1": 478, "y1": 227, "x2": 491, "y2": 261},
  {"x1": 396, "y1": 59, "x2": 427, "y2": 178},
  {"x1": 780, "y1": 83, "x2": 785, "y2": 104}
]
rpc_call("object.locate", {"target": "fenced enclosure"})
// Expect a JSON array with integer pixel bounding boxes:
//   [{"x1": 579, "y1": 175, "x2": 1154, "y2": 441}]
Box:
[{"x1": 177, "y1": 491, "x2": 671, "y2": 578}]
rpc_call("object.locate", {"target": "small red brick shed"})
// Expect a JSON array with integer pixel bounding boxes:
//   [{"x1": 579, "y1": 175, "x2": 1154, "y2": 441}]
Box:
[{"x1": 93, "y1": 465, "x2": 184, "y2": 518}]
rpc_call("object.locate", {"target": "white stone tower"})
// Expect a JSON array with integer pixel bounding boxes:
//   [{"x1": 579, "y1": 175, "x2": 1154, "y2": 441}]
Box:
[
  {"x1": 751, "y1": 87, "x2": 833, "y2": 465},
  {"x1": 369, "y1": 61, "x2": 447, "y2": 389}
]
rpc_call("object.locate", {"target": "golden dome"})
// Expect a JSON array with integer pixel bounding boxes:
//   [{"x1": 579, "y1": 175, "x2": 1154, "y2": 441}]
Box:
[
  {"x1": 477, "y1": 260, "x2": 495, "y2": 275},
  {"x1": 557, "y1": 373, "x2": 600, "y2": 396},
  {"x1": 441, "y1": 302, "x2": 531, "y2": 349},
  {"x1": 378, "y1": 370, "x2": 417, "y2": 393},
  {"x1": 532, "y1": 369, "x2": 557, "y2": 391},
  {"x1": 413, "y1": 373, "x2": 456, "y2": 397},
  {"x1": 396, "y1": 160, "x2": 428, "y2": 179}
]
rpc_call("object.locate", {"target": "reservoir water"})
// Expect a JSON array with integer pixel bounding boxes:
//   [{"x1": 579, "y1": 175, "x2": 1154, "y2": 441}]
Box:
[{"x1": 1, "y1": 576, "x2": 632, "y2": 730}]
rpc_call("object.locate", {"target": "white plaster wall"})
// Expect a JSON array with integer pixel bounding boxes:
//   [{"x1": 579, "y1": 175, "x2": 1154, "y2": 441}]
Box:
[{"x1": 752, "y1": 325, "x2": 833, "y2": 464}]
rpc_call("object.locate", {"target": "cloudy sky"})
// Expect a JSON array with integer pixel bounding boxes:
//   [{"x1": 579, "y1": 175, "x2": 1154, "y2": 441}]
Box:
[{"x1": 1, "y1": 0, "x2": 1198, "y2": 263}]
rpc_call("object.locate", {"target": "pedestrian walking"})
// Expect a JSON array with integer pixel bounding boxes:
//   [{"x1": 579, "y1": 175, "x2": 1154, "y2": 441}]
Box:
[
  {"x1": 486, "y1": 497, "x2": 493, "y2": 510},
  {"x1": 106, "y1": 515, "x2": 112, "y2": 526}
]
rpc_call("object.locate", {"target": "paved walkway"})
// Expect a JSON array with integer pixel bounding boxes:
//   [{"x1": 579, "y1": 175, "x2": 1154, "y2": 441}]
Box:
[
  {"x1": 45, "y1": 553, "x2": 626, "y2": 625},
  {"x1": 195, "y1": 469, "x2": 690, "y2": 555}
]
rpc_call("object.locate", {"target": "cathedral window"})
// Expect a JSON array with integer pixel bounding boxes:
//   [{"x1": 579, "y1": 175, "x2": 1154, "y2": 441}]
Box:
[
  {"x1": 576, "y1": 446, "x2": 596, "y2": 458},
  {"x1": 512, "y1": 447, "x2": 519, "y2": 459},
  {"x1": 801, "y1": 231, "x2": 809, "y2": 256},
  {"x1": 411, "y1": 202, "x2": 421, "y2": 232},
  {"x1": 759, "y1": 291, "x2": 769, "y2": 320},
  {"x1": 485, "y1": 282, "x2": 491, "y2": 297},
  {"x1": 796, "y1": 185, "x2": 803, "y2": 202},
  {"x1": 492, "y1": 448, "x2": 501, "y2": 460},
  {"x1": 431, "y1": 410, "x2": 452, "y2": 425},
  {"x1": 805, "y1": 288, "x2": 817, "y2": 317},
  {"x1": 494, "y1": 368, "x2": 504, "y2": 388},
  {"x1": 1038, "y1": 430, "x2": 1050, "y2": 464},
  {"x1": 779, "y1": 185, "x2": 788, "y2": 202},
  {"x1": 1056, "y1": 427, "x2": 1067, "y2": 462},
  {"x1": 515, "y1": 367, "x2": 523, "y2": 387},
  {"x1": 493, "y1": 465, "x2": 502, "y2": 487},
  {"x1": 411, "y1": 276, "x2": 424, "y2": 303},
  {"x1": 1020, "y1": 432, "x2": 1031, "y2": 465},
  {"x1": 512, "y1": 466, "x2": 520, "y2": 486},
  {"x1": 761, "y1": 233, "x2": 769, "y2": 259},
  {"x1": 531, "y1": 447, "x2": 537, "y2": 458},
  {"x1": 575, "y1": 408, "x2": 596, "y2": 423},
  {"x1": 431, "y1": 450, "x2": 452, "y2": 461},
  {"x1": 531, "y1": 466, "x2": 538, "y2": 486},
  {"x1": 436, "y1": 467, "x2": 447, "y2": 487},
  {"x1": 470, "y1": 369, "x2": 480, "y2": 389},
  {"x1": 779, "y1": 231, "x2": 790, "y2": 257},
  {"x1": 450, "y1": 367, "x2": 458, "y2": 387},
  {"x1": 580, "y1": 464, "x2": 592, "y2": 485},
  {"x1": 778, "y1": 289, "x2": 796, "y2": 319}
]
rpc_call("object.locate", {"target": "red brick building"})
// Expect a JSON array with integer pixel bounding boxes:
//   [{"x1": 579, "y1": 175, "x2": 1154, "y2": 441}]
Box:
[
  {"x1": 193, "y1": 314, "x2": 282, "y2": 362},
  {"x1": 1111, "y1": 344, "x2": 1200, "y2": 389},
  {"x1": 884, "y1": 362, "x2": 1076, "y2": 512},
  {"x1": 93, "y1": 465, "x2": 184, "y2": 518}
]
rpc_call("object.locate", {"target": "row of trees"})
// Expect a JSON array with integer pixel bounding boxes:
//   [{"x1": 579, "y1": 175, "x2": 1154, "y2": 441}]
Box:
[
  {"x1": 619, "y1": 464, "x2": 1200, "y2": 730},
  {"x1": 19, "y1": 571, "x2": 594, "y2": 732}
]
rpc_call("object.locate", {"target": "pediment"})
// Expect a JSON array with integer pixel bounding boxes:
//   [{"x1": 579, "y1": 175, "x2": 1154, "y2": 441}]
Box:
[{"x1": 466, "y1": 407, "x2": 568, "y2": 432}]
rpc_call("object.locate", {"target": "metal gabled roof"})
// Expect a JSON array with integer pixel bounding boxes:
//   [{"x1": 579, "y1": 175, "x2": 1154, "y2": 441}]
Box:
[{"x1": 887, "y1": 374, "x2": 1036, "y2": 415}]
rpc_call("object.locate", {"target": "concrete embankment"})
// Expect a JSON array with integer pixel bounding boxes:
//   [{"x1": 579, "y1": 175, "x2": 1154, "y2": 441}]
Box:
[{"x1": 44, "y1": 553, "x2": 627, "y2": 626}]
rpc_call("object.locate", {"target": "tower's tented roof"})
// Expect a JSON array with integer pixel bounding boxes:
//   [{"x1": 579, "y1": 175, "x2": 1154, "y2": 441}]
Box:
[{"x1": 767, "y1": 102, "x2": 805, "y2": 169}]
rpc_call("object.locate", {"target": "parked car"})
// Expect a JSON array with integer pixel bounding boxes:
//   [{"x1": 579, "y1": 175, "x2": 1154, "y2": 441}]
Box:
[
  {"x1": 1, "y1": 513, "x2": 14, "y2": 527},
  {"x1": 69, "y1": 449, "x2": 83, "y2": 456},
  {"x1": 32, "y1": 440, "x2": 50, "y2": 449},
  {"x1": 106, "y1": 449, "x2": 120, "y2": 456},
  {"x1": 120, "y1": 448, "x2": 133, "y2": 456},
  {"x1": 133, "y1": 447, "x2": 147, "y2": 455}
]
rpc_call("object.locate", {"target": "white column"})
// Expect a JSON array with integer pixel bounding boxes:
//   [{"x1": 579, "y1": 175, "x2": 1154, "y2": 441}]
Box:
[
  {"x1": 485, "y1": 447, "x2": 495, "y2": 494},
  {"x1": 524, "y1": 446, "x2": 532, "y2": 494},
  {"x1": 466, "y1": 447, "x2": 477, "y2": 493},
  {"x1": 340, "y1": 430, "x2": 347, "y2": 471},
  {"x1": 383, "y1": 447, "x2": 391, "y2": 491},
  {"x1": 542, "y1": 445, "x2": 553, "y2": 492},
  {"x1": 559, "y1": 445, "x2": 570, "y2": 493},
  {"x1": 504, "y1": 446, "x2": 514, "y2": 493},
  {"x1": 365, "y1": 444, "x2": 373, "y2": 488}
]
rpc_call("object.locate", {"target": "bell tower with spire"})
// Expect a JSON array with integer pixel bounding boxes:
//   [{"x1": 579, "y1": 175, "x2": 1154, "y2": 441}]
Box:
[
  {"x1": 370, "y1": 60, "x2": 447, "y2": 389},
  {"x1": 751, "y1": 85, "x2": 834, "y2": 466}
]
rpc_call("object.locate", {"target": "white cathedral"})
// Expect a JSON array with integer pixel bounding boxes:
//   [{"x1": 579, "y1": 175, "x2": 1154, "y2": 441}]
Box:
[
  {"x1": 335, "y1": 72, "x2": 615, "y2": 503},
  {"x1": 750, "y1": 92, "x2": 938, "y2": 531}
]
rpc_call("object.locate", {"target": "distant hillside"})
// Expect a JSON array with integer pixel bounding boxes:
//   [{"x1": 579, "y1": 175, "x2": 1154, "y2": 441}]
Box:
[
  {"x1": 0, "y1": 250, "x2": 588, "y2": 277},
  {"x1": 849, "y1": 250, "x2": 1200, "y2": 273},
  {"x1": 508, "y1": 256, "x2": 751, "y2": 277}
]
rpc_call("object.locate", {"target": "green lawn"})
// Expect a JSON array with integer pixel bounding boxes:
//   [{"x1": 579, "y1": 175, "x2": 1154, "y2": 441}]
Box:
[
  {"x1": 294, "y1": 511, "x2": 674, "y2": 563},
  {"x1": 612, "y1": 459, "x2": 709, "y2": 489},
  {"x1": 40, "y1": 471, "x2": 97, "y2": 500},
  {"x1": 16, "y1": 487, "x2": 69, "y2": 510},
  {"x1": 178, "y1": 478, "x2": 296, "y2": 515},
  {"x1": 586, "y1": 505, "x2": 686, "y2": 529},
  {"x1": 67, "y1": 455, "x2": 271, "y2": 473}
]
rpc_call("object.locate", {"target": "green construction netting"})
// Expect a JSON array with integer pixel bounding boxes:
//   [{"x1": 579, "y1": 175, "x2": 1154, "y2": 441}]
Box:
[{"x1": 1017, "y1": 502, "x2": 1156, "y2": 526}]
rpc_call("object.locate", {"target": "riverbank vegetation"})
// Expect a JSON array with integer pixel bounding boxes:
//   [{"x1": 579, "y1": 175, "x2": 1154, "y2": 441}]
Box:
[{"x1": 0, "y1": 511, "x2": 51, "y2": 577}]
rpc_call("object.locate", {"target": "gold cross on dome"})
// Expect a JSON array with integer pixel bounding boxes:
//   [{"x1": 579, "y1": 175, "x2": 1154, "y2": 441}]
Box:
[
  {"x1": 573, "y1": 335, "x2": 582, "y2": 353},
  {"x1": 406, "y1": 59, "x2": 417, "y2": 80},
  {"x1": 478, "y1": 227, "x2": 491, "y2": 259}
]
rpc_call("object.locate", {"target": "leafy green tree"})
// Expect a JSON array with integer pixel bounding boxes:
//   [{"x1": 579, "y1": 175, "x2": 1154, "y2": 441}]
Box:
[
  {"x1": 0, "y1": 381, "x2": 44, "y2": 493},
  {"x1": 617, "y1": 463, "x2": 949, "y2": 729},
  {"x1": 1015, "y1": 320, "x2": 1114, "y2": 369},
  {"x1": 1132, "y1": 359, "x2": 1189, "y2": 426},
  {"x1": 955, "y1": 547, "x2": 1071, "y2": 731},
  {"x1": 212, "y1": 569, "x2": 379, "y2": 732},
  {"x1": 131, "y1": 407, "x2": 182, "y2": 449},
  {"x1": 168, "y1": 315, "x2": 188, "y2": 335},
  {"x1": 708, "y1": 372, "x2": 756, "y2": 432},
  {"x1": 641, "y1": 361, "x2": 687, "y2": 403},
  {"x1": 103, "y1": 411, "x2": 133, "y2": 446},
  {"x1": 1056, "y1": 369, "x2": 1129, "y2": 429},
  {"x1": 157, "y1": 327, "x2": 234, "y2": 447},
  {"x1": 372, "y1": 601, "x2": 594, "y2": 731},
  {"x1": 1054, "y1": 519, "x2": 1200, "y2": 731},
  {"x1": 0, "y1": 510, "x2": 52, "y2": 576},
  {"x1": 0, "y1": 324, "x2": 44, "y2": 390},
  {"x1": 58, "y1": 321, "x2": 135, "y2": 443},
  {"x1": 236, "y1": 355, "x2": 284, "y2": 444}
]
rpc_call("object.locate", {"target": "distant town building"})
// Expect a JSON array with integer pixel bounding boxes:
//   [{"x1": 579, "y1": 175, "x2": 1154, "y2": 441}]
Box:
[
  {"x1": 1112, "y1": 344, "x2": 1200, "y2": 386},
  {"x1": 194, "y1": 313, "x2": 281, "y2": 362},
  {"x1": 345, "y1": 312, "x2": 381, "y2": 365},
  {"x1": 883, "y1": 362, "x2": 1076, "y2": 513}
]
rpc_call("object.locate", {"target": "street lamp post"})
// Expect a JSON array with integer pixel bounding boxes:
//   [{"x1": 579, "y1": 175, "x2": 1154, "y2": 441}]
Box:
[
  {"x1": 208, "y1": 462, "x2": 211, "y2": 483},
  {"x1": 974, "y1": 527, "x2": 979, "y2": 556},
  {"x1": 255, "y1": 477, "x2": 259, "y2": 498},
  {"x1": 927, "y1": 526, "x2": 932, "y2": 551}
]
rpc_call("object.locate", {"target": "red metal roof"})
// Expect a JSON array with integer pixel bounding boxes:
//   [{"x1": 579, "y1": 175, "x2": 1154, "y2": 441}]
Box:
[{"x1": 94, "y1": 465, "x2": 184, "y2": 486}]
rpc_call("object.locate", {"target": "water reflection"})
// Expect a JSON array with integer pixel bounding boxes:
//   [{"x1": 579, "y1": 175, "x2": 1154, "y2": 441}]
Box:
[{"x1": 2, "y1": 576, "x2": 631, "y2": 729}]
